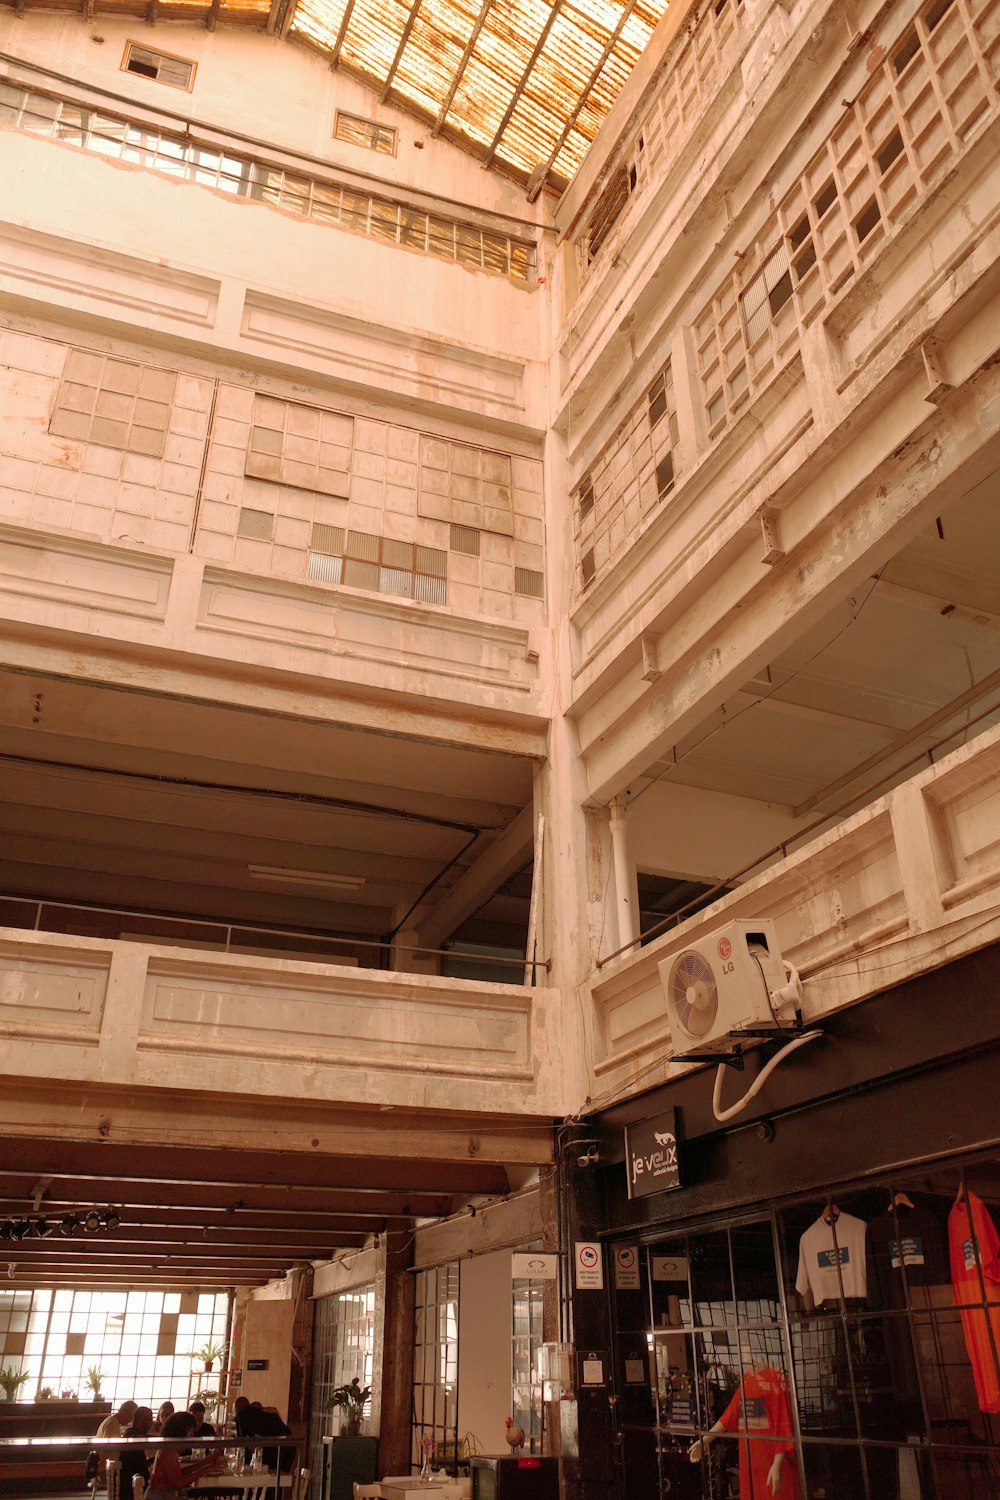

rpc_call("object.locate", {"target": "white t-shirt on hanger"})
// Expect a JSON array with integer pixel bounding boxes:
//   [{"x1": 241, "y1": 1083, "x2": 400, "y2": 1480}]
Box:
[{"x1": 795, "y1": 1211, "x2": 868, "y2": 1303}]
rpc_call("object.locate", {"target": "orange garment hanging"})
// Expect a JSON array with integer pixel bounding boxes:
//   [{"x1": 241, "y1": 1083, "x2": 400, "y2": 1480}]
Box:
[{"x1": 948, "y1": 1189, "x2": 1000, "y2": 1413}]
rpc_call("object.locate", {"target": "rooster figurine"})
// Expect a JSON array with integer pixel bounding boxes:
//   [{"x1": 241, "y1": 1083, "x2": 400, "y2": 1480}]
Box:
[{"x1": 504, "y1": 1416, "x2": 526, "y2": 1454}]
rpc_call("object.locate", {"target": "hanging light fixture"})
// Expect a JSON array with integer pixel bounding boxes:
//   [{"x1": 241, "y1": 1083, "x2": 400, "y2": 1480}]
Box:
[
  {"x1": 102, "y1": 1208, "x2": 122, "y2": 1231},
  {"x1": 59, "y1": 1215, "x2": 80, "y2": 1237},
  {"x1": 83, "y1": 1209, "x2": 102, "y2": 1234},
  {"x1": 11, "y1": 1220, "x2": 31, "y2": 1239}
]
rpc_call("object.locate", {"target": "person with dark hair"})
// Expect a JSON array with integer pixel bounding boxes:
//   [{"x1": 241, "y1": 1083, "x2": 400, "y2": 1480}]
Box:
[
  {"x1": 147, "y1": 1411, "x2": 226, "y2": 1497},
  {"x1": 150, "y1": 1401, "x2": 175, "y2": 1436},
  {"x1": 190, "y1": 1401, "x2": 216, "y2": 1439},
  {"x1": 234, "y1": 1400, "x2": 294, "y2": 1473},
  {"x1": 119, "y1": 1405, "x2": 154, "y2": 1499}
]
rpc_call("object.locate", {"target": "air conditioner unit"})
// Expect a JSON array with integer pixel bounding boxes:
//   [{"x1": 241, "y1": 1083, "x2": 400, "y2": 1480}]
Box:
[{"x1": 658, "y1": 919, "x2": 798, "y2": 1058}]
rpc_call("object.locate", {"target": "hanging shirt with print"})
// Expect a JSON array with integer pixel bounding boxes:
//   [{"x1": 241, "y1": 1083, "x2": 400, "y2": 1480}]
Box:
[
  {"x1": 948, "y1": 1190, "x2": 1000, "y2": 1413},
  {"x1": 718, "y1": 1366, "x2": 801, "y2": 1499},
  {"x1": 795, "y1": 1212, "x2": 868, "y2": 1305}
]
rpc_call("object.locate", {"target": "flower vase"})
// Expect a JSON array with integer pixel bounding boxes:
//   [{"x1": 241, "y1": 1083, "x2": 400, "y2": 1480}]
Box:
[{"x1": 420, "y1": 1453, "x2": 432, "y2": 1483}]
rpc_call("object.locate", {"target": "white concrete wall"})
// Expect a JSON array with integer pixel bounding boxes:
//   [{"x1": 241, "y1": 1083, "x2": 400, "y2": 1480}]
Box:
[
  {"x1": 0, "y1": 14, "x2": 547, "y2": 228},
  {"x1": 456, "y1": 1251, "x2": 514, "y2": 1456}
]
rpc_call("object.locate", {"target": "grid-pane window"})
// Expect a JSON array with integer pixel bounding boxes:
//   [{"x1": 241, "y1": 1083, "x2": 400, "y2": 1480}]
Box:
[
  {"x1": 0, "y1": 1287, "x2": 227, "y2": 1409},
  {"x1": 0, "y1": 84, "x2": 536, "y2": 283},
  {"x1": 308, "y1": 1285, "x2": 375, "y2": 1489},
  {"x1": 511, "y1": 1280, "x2": 544, "y2": 1454},
  {"x1": 574, "y1": 359, "x2": 679, "y2": 592},
  {"x1": 693, "y1": 0, "x2": 1000, "y2": 439},
  {"x1": 412, "y1": 1264, "x2": 459, "y2": 1471}
]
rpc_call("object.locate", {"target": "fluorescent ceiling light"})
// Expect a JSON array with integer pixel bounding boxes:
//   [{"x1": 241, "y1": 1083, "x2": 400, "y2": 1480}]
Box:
[{"x1": 247, "y1": 864, "x2": 366, "y2": 891}]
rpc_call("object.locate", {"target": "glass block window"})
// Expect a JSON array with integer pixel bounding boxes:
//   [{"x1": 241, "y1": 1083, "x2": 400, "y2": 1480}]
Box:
[
  {"x1": 334, "y1": 111, "x2": 397, "y2": 156},
  {"x1": 412, "y1": 1263, "x2": 459, "y2": 1472},
  {"x1": 49, "y1": 349, "x2": 177, "y2": 457},
  {"x1": 418, "y1": 440, "x2": 513, "y2": 536},
  {"x1": 247, "y1": 397, "x2": 353, "y2": 497},
  {"x1": 122, "y1": 42, "x2": 196, "y2": 91},
  {"x1": 307, "y1": 526, "x2": 446, "y2": 604}
]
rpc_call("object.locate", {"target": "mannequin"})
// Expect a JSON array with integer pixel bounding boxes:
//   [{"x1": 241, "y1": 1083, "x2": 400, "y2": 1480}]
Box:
[{"x1": 689, "y1": 1356, "x2": 801, "y2": 1498}]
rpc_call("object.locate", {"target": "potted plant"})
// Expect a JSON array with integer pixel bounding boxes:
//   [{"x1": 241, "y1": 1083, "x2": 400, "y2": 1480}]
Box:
[
  {"x1": 0, "y1": 1366, "x2": 30, "y2": 1401},
  {"x1": 85, "y1": 1366, "x2": 105, "y2": 1400},
  {"x1": 327, "y1": 1377, "x2": 370, "y2": 1437},
  {"x1": 193, "y1": 1389, "x2": 220, "y2": 1418},
  {"x1": 188, "y1": 1338, "x2": 227, "y2": 1373},
  {"x1": 36, "y1": 1386, "x2": 55, "y2": 1402}
]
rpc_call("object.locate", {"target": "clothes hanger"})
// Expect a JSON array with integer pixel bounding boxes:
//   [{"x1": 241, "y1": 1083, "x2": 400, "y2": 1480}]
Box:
[
  {"x1": 954, "y1": 1180, "x2": 966, "y2": 1205},
  {"x1": 822, "y1": 1202, "x2": 840, "y2": 1224},
  {"x1": 893, "y1": 1191, "x2": 915, "y2": 1209}
]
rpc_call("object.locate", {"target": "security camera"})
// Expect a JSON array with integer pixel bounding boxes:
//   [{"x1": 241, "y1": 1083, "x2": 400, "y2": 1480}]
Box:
[{"x1": 577, "y1": 1146, "x2": 600, "y2": 1167}]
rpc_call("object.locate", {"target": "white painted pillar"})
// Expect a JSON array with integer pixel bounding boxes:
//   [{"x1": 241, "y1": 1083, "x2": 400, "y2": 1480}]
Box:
[{"x1": 608, "y1": 795, "x2": 639, "y2": 952}]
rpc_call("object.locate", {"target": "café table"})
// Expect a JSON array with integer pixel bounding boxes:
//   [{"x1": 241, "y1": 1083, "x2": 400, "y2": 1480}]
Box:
[
  {"x1": 379, "y1": 1476, "x2": 465, "y2": 1500},
  {"x1": 190, "y1": 1469, "x2": 293, "y2": 1492}
]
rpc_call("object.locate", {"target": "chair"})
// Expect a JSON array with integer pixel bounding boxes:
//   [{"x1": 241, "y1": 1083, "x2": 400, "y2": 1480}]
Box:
[
  {"x1": 291, "y1": 1466, "x2": 311, "y2": 1500},
  {"x1": 132, "y1": 1479, "x2": 146, "y2": 1500},
  {"x1": 105, "y1": 1459, "x2": 122, "y2": 1500},
  {"x1": 353, "y1": 1486, "x2": 382, "y2": 1499}
]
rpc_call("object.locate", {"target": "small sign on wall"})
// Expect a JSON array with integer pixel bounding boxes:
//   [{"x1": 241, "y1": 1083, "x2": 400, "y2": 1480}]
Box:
[
  {"x1": 512, "y1": 1252, "x2": 557, "y2": 1279},
  {"x1": 246, "y1": 1359, "x2": 268, "y2": 1371},
  {"x1": 613, "y1": 1244, "x2": 640, "y2": 1289},
  {"x1": 575, "y1": 1241, "x2": 603, "y2": 1289}
]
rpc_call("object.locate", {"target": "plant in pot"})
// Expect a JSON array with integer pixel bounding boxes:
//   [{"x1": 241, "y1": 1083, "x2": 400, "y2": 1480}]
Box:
[
  {"x1": 188, "y1": 1338, "x2": 227, "y2": 1374},
  {"x1": 327, "y1": 1377, "x2": 370, "y2": 1437},
  {"x1": 0, "y1": 1366, "x2": 30, "y2": 1402},
  {"x1": 193, "y1": 1389, "x2": 220, "y2": 1419},
  {"x1": 36, "y1": 1386, "x2": 55, "y2": 1402},
  {"x1": 85, "y1": 1366, "x2": 106, "y2": 1400}
]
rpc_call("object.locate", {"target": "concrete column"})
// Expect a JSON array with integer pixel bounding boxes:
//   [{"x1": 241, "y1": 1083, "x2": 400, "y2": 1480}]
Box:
[{"x1": 608, "y1": 795, "x2": 639, "y2": 952}]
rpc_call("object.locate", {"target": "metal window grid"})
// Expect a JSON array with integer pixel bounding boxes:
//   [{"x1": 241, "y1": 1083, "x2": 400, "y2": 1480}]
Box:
[
  {"x1": 0, "y1": 83, "x2": 536, "y2": 283},
  {"x1": 694, "y1": 0, "x2": 1000, "y2": 438}
]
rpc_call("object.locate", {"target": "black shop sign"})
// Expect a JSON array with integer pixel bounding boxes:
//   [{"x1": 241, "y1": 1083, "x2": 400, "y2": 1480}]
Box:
[{"x1": 625, "y1": 1109, "x2": 681, "y2": 1199}]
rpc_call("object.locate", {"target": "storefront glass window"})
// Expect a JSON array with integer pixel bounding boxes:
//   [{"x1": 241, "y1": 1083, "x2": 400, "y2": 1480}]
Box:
[{"x1": 610, "y1": 1152, "x2": 1000, "y2": 1499}]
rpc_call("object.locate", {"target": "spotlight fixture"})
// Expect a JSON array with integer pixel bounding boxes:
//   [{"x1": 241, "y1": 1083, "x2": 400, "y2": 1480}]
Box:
[
  {"x1": 32, "y1": 1217, "x2": 56, "y2": 1238},
  {"x1": 11, "y1": 1219, "x2": 31, "y2": 1239},
  {"x1": 83, "y1": 1209, "x2": 102, "y2": 1234},
  {"x1": 59, "y1": 1215, "x2": 80, "y2": 1237},
  {"x1": 102, "y1": 1208, "x2": 122, "y2": 1232},
  {"x1": 0, "y1": 1222, "x2": 14, "y2": 1241}
]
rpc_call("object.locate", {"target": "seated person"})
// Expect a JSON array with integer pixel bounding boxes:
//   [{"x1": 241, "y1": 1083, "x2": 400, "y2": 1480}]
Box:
[
  {"x1": 150, "y1": 1401, "x2": 175, "y2": 1436},
  {"x1": 190, "y1": 1401, "x2": 216, "y2": 1439},
  {"x1": 119, "y1": 1405, "x2": 154, "y2": 1498},
  {"x1": 146, "y1": 1411, "x2": 226, "y2": 1498},
  {"x1": 234, "y1": 1399, "x2": 294, "y2": 1473}
]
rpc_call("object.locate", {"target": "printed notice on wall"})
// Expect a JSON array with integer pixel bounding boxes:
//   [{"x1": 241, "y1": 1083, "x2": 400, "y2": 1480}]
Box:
[
  {"x1": 614, "y1": 1244, "x2": 641, "y2": 1290},
  {"x1": 575, "y1": 1241, "x2": 604, "y2": 1289}
]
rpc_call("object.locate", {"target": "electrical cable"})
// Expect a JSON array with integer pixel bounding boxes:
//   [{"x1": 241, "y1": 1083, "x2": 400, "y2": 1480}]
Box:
[{"x1": 711, "y1": 1029, "x2": 823, "y2": 1122}]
